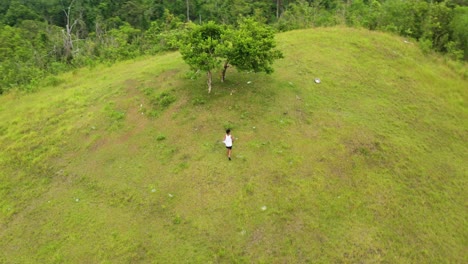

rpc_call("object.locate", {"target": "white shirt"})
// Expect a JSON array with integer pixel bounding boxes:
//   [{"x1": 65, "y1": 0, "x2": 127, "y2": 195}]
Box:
[{"x1": 224, "y1": 134, "x2": 233, "y2": 147}]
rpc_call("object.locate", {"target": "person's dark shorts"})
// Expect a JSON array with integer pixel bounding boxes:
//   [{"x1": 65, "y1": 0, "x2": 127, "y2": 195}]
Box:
[{"x1": 226, "y1": 146, "x2": 232, "y2": 149}]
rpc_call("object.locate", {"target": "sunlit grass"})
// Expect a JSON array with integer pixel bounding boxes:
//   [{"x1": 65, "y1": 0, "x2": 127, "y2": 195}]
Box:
[{"x1": 0, "y1": 28, "x2": 466, "y2": 263}]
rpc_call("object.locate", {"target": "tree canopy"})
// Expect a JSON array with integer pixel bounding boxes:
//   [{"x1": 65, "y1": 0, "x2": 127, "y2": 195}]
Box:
[{"x1": 222, "y1": 18, "x2": 284, "y2": 78}]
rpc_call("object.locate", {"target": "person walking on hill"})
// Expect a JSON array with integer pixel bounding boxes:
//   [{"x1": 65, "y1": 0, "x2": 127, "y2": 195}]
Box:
[{"x1": 223, "y1": 129, "x2": 234, "y2": 160}]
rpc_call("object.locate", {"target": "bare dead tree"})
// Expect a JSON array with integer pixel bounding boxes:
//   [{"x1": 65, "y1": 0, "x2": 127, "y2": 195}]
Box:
[
  {"x1": 186, "y1": 0, "x2": 190, "y2": 22},
  {"x1": 62, "y1": 0, "x2": 79, "y2": 63}
]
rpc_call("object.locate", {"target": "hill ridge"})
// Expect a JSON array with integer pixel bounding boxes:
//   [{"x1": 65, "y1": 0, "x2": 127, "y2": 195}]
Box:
[{"x1": 0, "y1": 27, "x2": 466, "y2": 263}]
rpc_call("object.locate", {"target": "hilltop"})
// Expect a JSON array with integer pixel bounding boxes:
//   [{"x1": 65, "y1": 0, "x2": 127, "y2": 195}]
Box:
[{"x1": 0, "y1": 27, "x2": 466, "y2": 263}]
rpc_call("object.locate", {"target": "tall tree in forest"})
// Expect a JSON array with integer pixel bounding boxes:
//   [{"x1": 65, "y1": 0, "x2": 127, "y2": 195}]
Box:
[{"x1": 4, "y1": 0, "x2": 40, "y2": 26}]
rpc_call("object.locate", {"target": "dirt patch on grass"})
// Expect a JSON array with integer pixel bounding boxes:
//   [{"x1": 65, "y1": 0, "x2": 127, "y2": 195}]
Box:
[
  {"x1": 116, "y1": 79, "x2": 151, "y2": 146},
  {"x1": 124, "y1": 79, "x2": 141, "y2": 97},
  {"x1": 157, "y1": 69, "x2": 181, "y2": 82},
  {"x1": 144, "y1": 69, "x2": 182, "y2": 90},
  {"x1": 88, "y1": 79, "x2": 150, "y2": 152}
]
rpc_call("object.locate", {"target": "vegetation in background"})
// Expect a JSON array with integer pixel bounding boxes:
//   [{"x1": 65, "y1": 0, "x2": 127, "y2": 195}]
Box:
[{"x1": 0, "y1": 0, "x2": 467, "y2": 93}]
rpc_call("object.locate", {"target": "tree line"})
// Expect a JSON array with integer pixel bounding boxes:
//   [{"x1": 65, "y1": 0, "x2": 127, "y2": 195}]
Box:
[{"x1": 0, "y1": 0, "x2": 467, "y2": 94}]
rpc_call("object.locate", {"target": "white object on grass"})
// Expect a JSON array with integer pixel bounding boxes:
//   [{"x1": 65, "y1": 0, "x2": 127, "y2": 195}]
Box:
[
  {"x1": 261, "y1": 206, "x2": 267, "y2": 211},
  {"x1": 314, "y1": 78, "x2": 321, "y2": 84}
]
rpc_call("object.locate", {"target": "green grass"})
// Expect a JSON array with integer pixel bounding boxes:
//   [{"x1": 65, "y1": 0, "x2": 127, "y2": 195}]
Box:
[{"x1": 0, "y1": 27, "x2": 466, "y2": 263}]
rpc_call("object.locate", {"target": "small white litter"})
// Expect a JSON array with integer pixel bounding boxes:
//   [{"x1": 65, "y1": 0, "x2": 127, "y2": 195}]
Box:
[
  {"x1": 314, "y1": 78, "x2": 321, "y2": 84},
  {"x1": 261, "y1": 206, "x2": 267, "y2": 211},
  {"x1": 151, "y1": 188, "x2": 157, "y2": 193}
]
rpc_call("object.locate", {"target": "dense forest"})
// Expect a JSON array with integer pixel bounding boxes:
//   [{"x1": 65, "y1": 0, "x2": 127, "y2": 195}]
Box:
[{"x1": 0, "y1": 0, "x2": 467, "y2": 93}]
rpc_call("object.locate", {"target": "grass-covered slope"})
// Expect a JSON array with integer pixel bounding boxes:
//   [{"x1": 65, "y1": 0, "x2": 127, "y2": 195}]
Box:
[{"x1": 0, "y1": 27, "x2": 466, "y2": 263}]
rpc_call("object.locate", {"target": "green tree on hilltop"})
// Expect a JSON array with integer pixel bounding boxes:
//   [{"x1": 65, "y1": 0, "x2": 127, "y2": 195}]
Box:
[{"x1": 180, "y1": 19, "x2": 283, "y2": 93}]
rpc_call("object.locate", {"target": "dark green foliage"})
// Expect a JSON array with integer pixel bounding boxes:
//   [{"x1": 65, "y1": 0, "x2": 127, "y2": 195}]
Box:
[
  {"x1": 449, "y1": 6, "x2": 468, "y2": 60},
  {"x1": 276, "y1": 0, "x2": 339, "y2": 31},
  {"x1": 346, "y1": 0, "x2": 381, "y2": 29},
  {"x1": 0, "y1": 25, "x2": 45, "y2": 93},
  {"x1": 100, "y1": 23, "x2": 142, "y2": 61},
  {"x1": 419, "y1": 1, "x2": 454, "y2": 53},
  {"x1": 348, "y1": 0, "x2": 465, "y2": 59},
  {"x1": 142, "y1": 11, "x2": 186, "y2": 54}
]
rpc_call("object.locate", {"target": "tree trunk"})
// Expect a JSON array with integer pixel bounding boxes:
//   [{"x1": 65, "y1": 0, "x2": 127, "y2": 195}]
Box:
[
  {"x1": 65, "y1": 23, "x2": 74, "y2": 61},
  {"x1": 186, "y1": 0, "x2": 190, "y2": 22},
  {"x1": 207, "y1": 70, "x2": 212, "y2": 93},
  {"x1": 221, "y1": 61, "x2": 229, "y2": 82},
  {"x1": 276, "y1": 0, "x2": 280, "y2": 19}
]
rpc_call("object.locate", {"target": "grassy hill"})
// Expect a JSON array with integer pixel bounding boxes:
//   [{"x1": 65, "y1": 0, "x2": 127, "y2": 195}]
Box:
[{"x1": 0, "y1": 27, "x2": 466, "y2": 263}]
